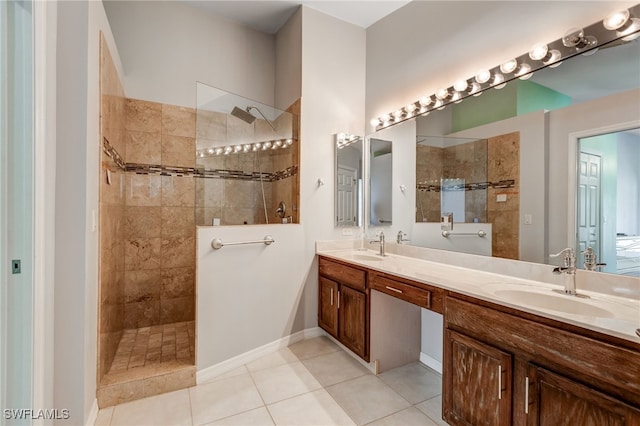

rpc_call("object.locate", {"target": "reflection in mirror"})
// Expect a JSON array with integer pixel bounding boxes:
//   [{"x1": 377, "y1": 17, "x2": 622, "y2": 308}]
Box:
[
  {"x1": 416, "y1": 134, "x2": 520, "y2": 259},
  {"x1": 370, "y1": 138, "x2": 392, "y2": 226},
  {"x1": 195, "y1": 82, "x2": 299, "y2": 226},
  {"x1": 577, "y1": 128, "x2": 640, "y2": 277},
  {"x1": 335, "y1": 133, "x2": 363, "y2": 227}
]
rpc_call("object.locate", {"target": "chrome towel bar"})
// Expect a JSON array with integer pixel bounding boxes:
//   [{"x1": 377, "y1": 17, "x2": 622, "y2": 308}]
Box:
[
  {"x1": 211, "y1": 235, "x2": 275, "y2": 250},
  {"x1": 441, "y1": 230, "x2": 487, "y2": 238}
]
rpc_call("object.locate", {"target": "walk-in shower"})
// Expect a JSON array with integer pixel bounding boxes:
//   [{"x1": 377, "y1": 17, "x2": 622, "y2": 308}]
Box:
[{"x1": 195, "y1": 82, "x2": 300, "y2": 226}]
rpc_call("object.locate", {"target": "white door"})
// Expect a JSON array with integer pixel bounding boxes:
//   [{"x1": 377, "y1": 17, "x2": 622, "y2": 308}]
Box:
[
  {"x1": 337, "y1": 165, "x2": 357, "y2": 226},
  {"x1": 577, "y1": 151, "x2": 602, "y2": 267},
  {"x1": 1, "y1": 0, "x2": 35, "y2": 420}
]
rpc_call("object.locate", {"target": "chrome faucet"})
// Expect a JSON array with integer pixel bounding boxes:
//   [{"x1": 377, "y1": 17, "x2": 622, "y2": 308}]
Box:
[
  {"x1": 550, "y1": 248, "x2": 577, "y2": 295},
  {"x1": 397, "y1": 231, "x2": 410, "y2": 244},
  {"x1": 583, "y1": 246, "x2": 606, "y2": 271},
  {"x1": 370, "y1": 231, "x2": 386, "y2": 256}
]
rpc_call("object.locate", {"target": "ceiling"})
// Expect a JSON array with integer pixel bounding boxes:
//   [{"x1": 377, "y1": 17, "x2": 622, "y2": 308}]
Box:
[{"x1": 182, "y1": 0, "x2": 411, "y2": 34}]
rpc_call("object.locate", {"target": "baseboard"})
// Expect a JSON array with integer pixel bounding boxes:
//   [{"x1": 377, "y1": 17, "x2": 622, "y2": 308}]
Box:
[
  {"x1": 420, "y1": 352, "x2": 443, "y2": 374},
  {"x1": 85, "y1": 398, "x2": 99, "y2": 426},
  {"x1": 196, "y1": 327, "x2": 324, "y2": 384}
]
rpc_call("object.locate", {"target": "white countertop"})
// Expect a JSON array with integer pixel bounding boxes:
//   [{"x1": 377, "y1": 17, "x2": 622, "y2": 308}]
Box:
[{"x1": 317, "y1": 247, "x2": 640, "y2": 345}]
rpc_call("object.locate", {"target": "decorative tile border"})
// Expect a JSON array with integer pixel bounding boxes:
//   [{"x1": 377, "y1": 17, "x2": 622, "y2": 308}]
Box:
[
  {"x1": 417, "y1": 179, "x2": 516, "y2": 192},
  {"x1": 103, "y1": 137, "x2": 298, "y2": 182}
]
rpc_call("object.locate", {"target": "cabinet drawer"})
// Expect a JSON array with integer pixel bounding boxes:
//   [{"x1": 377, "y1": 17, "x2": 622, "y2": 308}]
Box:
[
  {"x1": 319, "y1": 257, "x2": 366, "y2": 290},
  {"x1": 370, "y1": 274, "x2": 431, "y2": 309}
]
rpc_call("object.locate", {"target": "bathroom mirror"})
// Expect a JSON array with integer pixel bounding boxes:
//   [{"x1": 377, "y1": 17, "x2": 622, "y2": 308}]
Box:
[
  {"x1": 369, "y1": 138, "x2": 392, "y2": 226},
  {"x1": 335, "y1": 133, "x2": 363, "y2": 227},
  {"x1": 402, "y1": 29, "x2": 639, "y2": 275}
]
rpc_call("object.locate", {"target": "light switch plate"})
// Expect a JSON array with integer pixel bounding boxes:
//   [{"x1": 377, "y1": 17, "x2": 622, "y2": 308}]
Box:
[
  {"x1": 524, "y1": 214, "x2": 533, "y2": 225},
  {"x1": 496, "y1": 194, "x2": 507, "y2": 202}
]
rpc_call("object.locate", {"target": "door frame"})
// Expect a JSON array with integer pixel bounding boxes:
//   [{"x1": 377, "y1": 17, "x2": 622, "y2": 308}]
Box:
[{"x1": 567, "y1": 120, "x2": 640, "y2": 251}]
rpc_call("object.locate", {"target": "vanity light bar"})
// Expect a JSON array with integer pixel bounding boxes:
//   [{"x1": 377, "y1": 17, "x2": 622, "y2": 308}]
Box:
[
  {"x1": 370, "y1": 4, "x2": 640, "y2": 131},
  {"x1": 335, "y1": 133, "x2": 362, "y2": 149},
  {"x1": 197, "y1": 138, "x2": 294, "y2": 157}
]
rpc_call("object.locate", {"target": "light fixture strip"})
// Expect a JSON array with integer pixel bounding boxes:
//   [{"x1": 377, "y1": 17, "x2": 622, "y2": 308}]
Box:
[
  {"x1": 371, "y1": 3, "x2": 640, "y2": 131},
  {"x1": 197, "y1": 138, "x2": 295, "y2": 157}
]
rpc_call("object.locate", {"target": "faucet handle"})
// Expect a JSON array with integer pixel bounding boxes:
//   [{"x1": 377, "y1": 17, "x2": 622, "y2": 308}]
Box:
[{"x1": 550, "y1": 248, "x2": 575, "y2": 267}]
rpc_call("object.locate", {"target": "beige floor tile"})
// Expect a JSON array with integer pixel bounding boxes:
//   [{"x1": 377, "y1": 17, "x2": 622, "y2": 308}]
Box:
[
  {"x1": 287, "y1": 336, "x2": 340, "y2": 360},
  {"x1": 367, "y1": 407, "x2": 438, "y2": 426},
  {"x1": 94, "y1": 407, "x2": 114, "y2": 426},
  {"x1": 245, "y1": 348, "x2": 299, "y2": 373},
  {"x1": 204, "y1": 407, "x2": 274, "y2": 426},
  {"x1": 201, "y1": 365, "x2": 249, "y2": 384},
  {"x1": 302, "y1": 350, "x2": 370, "y2": 387},
  {"x1": 415, "y1": 395, "x2": 448, "y2": 426},
  {"x1": 267, "y1": 389, "x2": 355, "y2": 426},
  {"x1": 110, "y1": 388, "x2": 191, "y2": 426},
  {"x1": 251, "y1": 361, "x2": 322, "y2": 405},
  {"x1": 326, "y1": 375, "x2": 410, "y2": 425},
  {"x1": 189, "y1": 373, "x2": 264, "y2": 426},
  {"x1": 378, "y1": 362, "x2": 441, "y2": 404}
]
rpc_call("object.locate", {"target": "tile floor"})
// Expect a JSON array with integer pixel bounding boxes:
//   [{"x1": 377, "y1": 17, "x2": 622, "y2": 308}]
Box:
[{"x1": 95, "y1": 336, "x2": 448, "y2": 426}]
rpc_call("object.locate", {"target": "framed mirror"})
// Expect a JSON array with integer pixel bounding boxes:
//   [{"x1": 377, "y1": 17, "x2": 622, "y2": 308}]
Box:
[
  {"x1": 369, "y1": 138, "x2": 392, "y2": 226},
  {"x1": 335, "y1": 133, "x2": 363, "y2": 227}
]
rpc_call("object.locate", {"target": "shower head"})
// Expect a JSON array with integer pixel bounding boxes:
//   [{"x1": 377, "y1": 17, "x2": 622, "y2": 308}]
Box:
[
  {"x1": 230, "y1": 106, "x2": 256, "y2": 125},
  {"x1": 231, "y1": 105, "x2": 277, "y2": 132}
]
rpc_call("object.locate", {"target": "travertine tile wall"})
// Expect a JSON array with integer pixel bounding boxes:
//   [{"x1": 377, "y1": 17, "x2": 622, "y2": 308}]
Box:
[
  {"x1": 195, "y1": 100, "x2": 300, "y2": 226},
  {"x1": 99, "y1": 34, "x2": 126, "y2": 382},
  {"x1": 487, "y1": 132, "x2": 520, "y2": 260},
  {"x1": 123, "y1": 99, "x2": 196, "y2": 329},
  {"x1": 415, "y1": 134, "x2": 520, "y2": 260},
  {"x1": 416, "y1": 145, "x2": 443, "y2": 222}
]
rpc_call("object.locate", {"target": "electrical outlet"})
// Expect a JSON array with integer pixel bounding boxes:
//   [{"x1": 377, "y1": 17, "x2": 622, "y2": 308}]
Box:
[
  {"x1": 342, "y1": 228, "x2": 353, "y2": 236},
  {"x1": 12, "y1": 259, "x2": 21, "y2": 274}
]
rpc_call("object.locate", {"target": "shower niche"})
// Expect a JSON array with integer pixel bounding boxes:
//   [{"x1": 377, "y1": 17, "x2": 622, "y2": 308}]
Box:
[{"x1": 195, "y1": 82, "x2": 300, "y2": 226}]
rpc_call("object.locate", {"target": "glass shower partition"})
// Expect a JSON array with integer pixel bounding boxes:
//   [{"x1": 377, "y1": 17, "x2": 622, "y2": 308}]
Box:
[{"x1": 195, "y1": 82, "x2": 299, "y2": 226}]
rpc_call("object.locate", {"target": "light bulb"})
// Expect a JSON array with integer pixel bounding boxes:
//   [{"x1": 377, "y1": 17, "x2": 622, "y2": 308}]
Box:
[
  {"x1": 451, "y1": 92, "x2": 462, "y2": 103},
  {"x1": 435, "y1": 88, "x2": 450, "y2": 100},
  {"x1": 543, "y1": 49, "x2": 562, "y2": 67},
  {"x1": 206, "y1": 148, "x2": 214, "y2": 154},
  {"x1": 197, "y1": 151, "x2": 204, "y2": 158},
  {"x1": 254, "y1": 142, "x2": 262, "y2": 150},
  {"x1": 529, "y1": 43, "x2": 548, "y2": 61},
  {"x1": 516, "y1": 63, "x2": 532, "y2": 80},
  {"x1": 454, "y1": 79, "x2": 469, "y2": 92},
  {"x1": 620, "y1": 18, "x2": 640, "y2": 41},
  {"x1": 419, "y1": 96, "x2": 431, "y2": 107},
  {"x1": 252, "y1": 144, "x2": 259, "y2": 151},
  {"x1": 275, "y1": 140, "x2": 283, "y2": 147},
  {"x1": 337, "y1": 132, "x2": 346, "y2": 142},
  {"x1": 285, "y1": 139, "x2": 293, "y2": 146},
  {"x1": 215, "y1": 147, "x2": 223, "y2": 155},
  {"x1": 264, "y1": 141, "x2": 272, "y2": 149},
  {"x1": 406, "y1": 103, "x2": 417, "y2": 113},
  {"x1": 493, "y1": 73, "x2": 506, "y2": 89},
  {"x1": 224, "y1": 146, "x2": 233, "y2": 154},
  {"x1": 475, "y1": 70, "x2": 491, "y2": 84},
  {"x1": 563, "y1": 28, "x2": 597, "y2": 51},
  {"x1": 234, "y1": 145, "x2": 242, "y2": 153},
  {"x1": 381, "y1": 114, "x2": 391, "y2": 123},
  {"x1": 500, "y1": 59, "x2": 518, "y2": 74},
  {"x1": 603, "y1": 9, "x2": 630, "y2": 30},
  {"x1": 370, "y1": 118, "x2": 380, "y2": 127},
  {"x1": 433, "y1": 99, "x2": 443, "y2": 109},
  {"x1": 469, "y1": 82, "x2": 482, "y2": 95}
]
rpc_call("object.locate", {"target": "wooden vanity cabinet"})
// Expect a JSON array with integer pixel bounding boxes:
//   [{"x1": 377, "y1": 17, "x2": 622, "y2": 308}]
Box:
[
  {"x1": 318, "y1": 257, "x2": 369, "y2": 361},
  {"x1": 443, "y1": 295, "x2": 640, "y2": 426}
]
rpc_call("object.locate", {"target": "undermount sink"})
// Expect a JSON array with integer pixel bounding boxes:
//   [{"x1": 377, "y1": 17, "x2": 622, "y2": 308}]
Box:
[
  {"x1": 492, "y1": 288, "x2": 615, "y2": 318},
  {"x1": 350, "y1": 254, "x2": 384, "y2": 262}
]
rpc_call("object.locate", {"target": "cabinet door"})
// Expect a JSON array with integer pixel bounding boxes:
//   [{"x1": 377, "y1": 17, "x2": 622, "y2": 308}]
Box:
[
  {"x1": 338, "y1": 285, "x2": 367, "y2": 359},
  {"x1": 444, "y1": 330, "x2": 512, "y2": 426},
  {"x1": 318, "y1": 277, "x2": 339, "y2": 337},
  {"x1": 527, "y1": 365, "x2": 640, "y2": 426}
]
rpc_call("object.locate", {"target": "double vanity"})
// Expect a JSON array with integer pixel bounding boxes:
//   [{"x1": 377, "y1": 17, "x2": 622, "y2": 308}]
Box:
[{"x1": 316, "y1": 242, "x2": 640, "y2": 425}]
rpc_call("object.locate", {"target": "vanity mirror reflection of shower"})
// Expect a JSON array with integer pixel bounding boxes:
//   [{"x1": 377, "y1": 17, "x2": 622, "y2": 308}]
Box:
[{"x1": 194, "y1": 82, "x2": 300, "y2": 226}]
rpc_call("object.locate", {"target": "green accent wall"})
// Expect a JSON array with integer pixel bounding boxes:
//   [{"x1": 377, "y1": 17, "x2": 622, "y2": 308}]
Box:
[{"x1": 451, "y1": 80, "x2": 571, "y2": 132}]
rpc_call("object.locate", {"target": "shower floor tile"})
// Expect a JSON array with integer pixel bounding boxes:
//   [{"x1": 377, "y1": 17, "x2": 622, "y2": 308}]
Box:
[{"x1": 102, "y1": 321, "x2": 195, "y2": 386}]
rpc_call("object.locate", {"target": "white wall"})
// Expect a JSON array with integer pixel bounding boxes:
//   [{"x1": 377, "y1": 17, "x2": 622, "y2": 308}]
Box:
[
  {"x1": 103, "y1": 0, "x2": 276, "y2": 108},
  {"x1": 55, "y1": 1, "x2": 121, "y2": 423},
  {"x1": 275, "y1": 7, "x2": 302, "y2": 110},
  {"x1": 548, "y1": 89, "x2": 640, "y2": 257},
  {"x1": 196, "y1": 6, "x2": 366, "y2": 373},
  {"x1": 617, "y1": 132, "x2": 640, "y2": 236}
]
